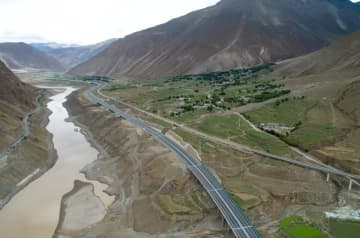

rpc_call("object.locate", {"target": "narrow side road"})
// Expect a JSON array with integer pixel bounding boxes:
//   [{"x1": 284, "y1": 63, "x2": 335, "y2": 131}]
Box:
[{"x1": 0, "y1": 94, "x2": 42, "y2": 158}]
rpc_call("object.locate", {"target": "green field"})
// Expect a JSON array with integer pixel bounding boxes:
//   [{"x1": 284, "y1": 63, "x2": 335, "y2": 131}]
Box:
[
  {"x1": 105, "y1": 64, "x2": 290, "y2": 125},
  {"x1": 191, "y1": 114, "x2": 290, "y2": 155},
  {"x1": 280, "y1": 216, "x2": 327, "y2": 238},
  {"x1": 244, "y1": 98, "x2": 341, "y2": 146},
  {"x1": 330, "y1": 219, "x2": 360, "y2": 238}
]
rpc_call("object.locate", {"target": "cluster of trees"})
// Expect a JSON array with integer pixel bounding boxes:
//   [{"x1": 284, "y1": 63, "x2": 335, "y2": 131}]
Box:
[
  {"x1": 275, "y1": 95, "x2": 305, "y2": 106},
  {"x1": 82, "y1": 75, "x2": 112, "y2": 82},
  {"x1": 167, "y1": 64, "x2": 274, "y2": 84},
  {"x1": 252, "y1": 90, "x2": 291, "y2": 102},
  {"x1": 171, "y1": 88, "x2": 291, "y2": 117}
]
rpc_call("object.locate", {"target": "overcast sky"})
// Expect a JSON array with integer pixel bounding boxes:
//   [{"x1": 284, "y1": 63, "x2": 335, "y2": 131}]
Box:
[
  {"x1": 0, "y1": 0, "x2": 359, "y2": 45},
  {"x1": 0, "y1": 0, "x2": 220, "y2": 45}
]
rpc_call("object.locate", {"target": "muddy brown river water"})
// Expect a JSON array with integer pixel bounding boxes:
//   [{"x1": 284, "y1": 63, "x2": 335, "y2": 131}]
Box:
[{"x1": 0, "y1": 87, "x2": 113, "y2": 238}]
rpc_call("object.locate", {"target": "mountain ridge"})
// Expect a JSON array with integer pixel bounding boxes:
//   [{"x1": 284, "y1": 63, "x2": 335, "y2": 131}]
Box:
[
  {"x1": 31, "y1": 39, "x2": 116, "y2": 69},
  {"x1": 0, "y1": 60, "x2": 35, "y2": 109},
  {"x1": 276, "y1": 30, "x2": 360, "y2": 77},
  {"x1": 0, "y1": 42, "x2": 64, "y2": 71},
  {"x1": 70, "y1": 0, "x2": 360, "y2": 80}
]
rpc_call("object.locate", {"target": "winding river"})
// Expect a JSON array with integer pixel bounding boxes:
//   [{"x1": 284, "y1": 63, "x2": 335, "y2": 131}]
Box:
[{"x1": 0, "y1": 87, "x2": 113, "y2": 238}]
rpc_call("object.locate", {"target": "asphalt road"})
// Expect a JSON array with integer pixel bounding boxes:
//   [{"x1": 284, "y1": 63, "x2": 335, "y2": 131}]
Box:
[{"x1": 84, "y1": 85, "x2": 262, "y2": 238}]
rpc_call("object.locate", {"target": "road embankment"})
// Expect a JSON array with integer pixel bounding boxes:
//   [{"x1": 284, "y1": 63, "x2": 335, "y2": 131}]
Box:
[{"x1": 59, "y1": 87, "x2": 225, "y2": 237}]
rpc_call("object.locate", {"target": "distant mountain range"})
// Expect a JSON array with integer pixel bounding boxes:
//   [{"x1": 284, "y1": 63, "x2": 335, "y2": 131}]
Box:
[
  {"x1": 30, "y1": 42, "x2": 82, "y2": 51},
  {"x1": 0, "y1": 43, "x2": 64, "y2": 72},
  {"x1": 31, "y1": 39, "x2": 116, "y2": 69},
  {"x1": 70, "y1": 0, "x2": 360, "y2": 80}
]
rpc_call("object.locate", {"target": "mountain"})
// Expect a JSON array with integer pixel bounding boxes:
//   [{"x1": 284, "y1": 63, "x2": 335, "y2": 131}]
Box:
[
  {"x1": 31, "y1": 42, "x2": 81, "y2": 52},
  {"x1": 70, "y1": 0, "x2": 360, "y2": 81},
  {"x1": 275, "y1": 29, "x2": 360, "y2": 126},
  {"x1": 0, "y1": 59, "x2": 35, "y2": 149},
  {"x1": 0, "y1": 42, "x2": 64, "y2": 71},
  {"x1": 0, "y1": 60, "x2": 35, "y2": 109},
  {"x1": 276, "y1": 30, "x2": 360, "y2": 81},
  {"x1": 32, "y1": 39, "x2": 116, "y2": 69}
]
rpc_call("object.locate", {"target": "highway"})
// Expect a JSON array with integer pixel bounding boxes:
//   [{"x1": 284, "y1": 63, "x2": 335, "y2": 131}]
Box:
[{"x1": 84, "y1": 85, "x2": 262, "y2": 238}]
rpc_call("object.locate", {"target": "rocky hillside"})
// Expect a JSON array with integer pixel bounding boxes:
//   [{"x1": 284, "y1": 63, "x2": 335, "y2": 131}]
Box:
[
  {"x1": 277, "y1": 30, "x2": 360, "y2": 77},
  {"x1": 0, "y1": 42, "x2": 64, "y2": 71},
  {"x1": 0, "y1": 60, "x2": 34, "y2": 109},
  {"x1": 70, "y1": 0, "x2": 360, "y2": 80},
  {"x1": 0, "y1": 60, "x2": 35, "y2": 150},
  {"x1": 0, "y1": 60, "x2": 57, "y2": 210},
  {"x1": 32, "y1": 39, "x2": 116, "y2": 70}
]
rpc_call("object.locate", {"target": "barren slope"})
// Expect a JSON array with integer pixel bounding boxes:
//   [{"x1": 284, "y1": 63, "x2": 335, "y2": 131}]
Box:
[
  {"x1": 277, "y1": 30, "x2": 360, "y2": 77},
  {"x1": 59, "y1": 89, "x2": 225, "y2": 237},
  {"x1": 0, "y1": 43, "x2": 64, "y2": 71},
  {"x1": 32, "y1": 39, "x2": 116, "y2": 70},
  {"x1": 0, "y1": 60, "x2": 35, "y2": 148},
  {"x1": 70, "y1": 0, "x2": 360, "y2": 80},
  {"x1": 0, "y1": 60, "x2": 56, "y2": 209}
]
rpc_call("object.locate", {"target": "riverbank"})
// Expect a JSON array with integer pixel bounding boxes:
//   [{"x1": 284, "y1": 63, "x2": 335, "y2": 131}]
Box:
[
  {"x1": 0, "y1": 88, "x2": 57, "y2": 209},
  {"x1": 0, "y1": 86, "x2": 113, "y2": 238},
  {"x1": 54, "y1": 180, "x2": 107, "y2": 237},
  {"x1": 58, "y1": 87, "x2": 225, "y2": 237}
]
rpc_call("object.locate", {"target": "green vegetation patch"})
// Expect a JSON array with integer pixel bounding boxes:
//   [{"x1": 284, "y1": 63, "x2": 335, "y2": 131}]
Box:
[
  {"x1": 244, "y1": 99, "x2": 310, "y2": 127},
  {"x1": 245, "y1": 98, "x2": 341, "y2": 146},
  {"x1": 330, "y1": 219, "x2": 360, "y2": 238},
  {"x1": 106, "y1": 64, "x2": 290, "y2": 125},
  {"x1": 107, "y1": 83, "x2": 137, "y2": 90},
  {"x1": 280, "y1": 216, "x2": 327, "y2": 238},
  {"x1": 192, "y1": 114, "x2": 290, "y2": 155},
  {"x1": 156, "y1": 191, "x2": 212, "y2": 215},
  {"x1": 231, "y1": 193, "x2": 260, "y2": 209},
  {"x1": 288, "y1": 123, "x2": 337, "y2": 144}
]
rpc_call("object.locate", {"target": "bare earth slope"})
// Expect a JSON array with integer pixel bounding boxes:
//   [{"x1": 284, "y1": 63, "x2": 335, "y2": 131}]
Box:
[
  {"x1": 59, "y1": 89, "x2": 225, "y2": 237},
  {"x1": 277, "y1": 30, "x2": 360, "y2": 77},
  {"x1": 0, "y1": 43, "x2": 64, "y2": 71},
  {"x1": 70, "y1": 0, "x2": 360, "y2": 80},
  {"x1": 32, "y1": 39, "x2": 116, "y2": 70},
  {"x1": 0, "y1": 60, "x2": 35, "y2": 148},
  {"x1": 0, "y1": 60, "x2": 35, "y2": 108},
  {"x1": 0, "y1": 60, "x2": 56, "y2": 209}
]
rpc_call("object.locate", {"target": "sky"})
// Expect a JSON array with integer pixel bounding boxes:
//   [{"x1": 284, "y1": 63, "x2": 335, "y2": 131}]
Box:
[
  {"x1": 0, "y1": 0, "x2": 359, "y2": 45},
  {"x1": 0, "y1": 0, "x2": 220, "y2": 45}
]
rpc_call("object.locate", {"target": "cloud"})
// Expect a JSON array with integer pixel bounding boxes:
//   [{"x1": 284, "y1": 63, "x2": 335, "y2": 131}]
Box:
[
  {"x1": 0, "y1": 31, "x2": 46, "y2": 43},
  {"x1": 0, "y1": 0, "x2": 220, "y2": 45}
]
